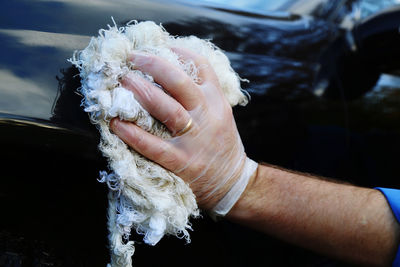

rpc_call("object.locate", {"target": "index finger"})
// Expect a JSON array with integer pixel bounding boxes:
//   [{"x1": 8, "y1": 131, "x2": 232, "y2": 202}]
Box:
[{"x1": 129, "y1": 53, "x2": 204, "y2": 111}]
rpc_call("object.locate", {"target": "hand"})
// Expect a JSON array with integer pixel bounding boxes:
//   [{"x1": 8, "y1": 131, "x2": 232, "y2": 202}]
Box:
[{"x1": 110, "y1": 48, "x2": 257, "y2": 212}]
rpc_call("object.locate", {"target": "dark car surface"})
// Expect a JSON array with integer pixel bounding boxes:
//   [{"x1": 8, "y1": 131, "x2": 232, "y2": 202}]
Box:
[{"x1": 1, "y1": 0, "x2": 400, "y2": 266}]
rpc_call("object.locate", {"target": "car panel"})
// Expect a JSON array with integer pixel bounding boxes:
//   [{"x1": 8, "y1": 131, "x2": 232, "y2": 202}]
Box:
[{"x1": 1, "y1": 0, "x2": 400, "y2": 266}]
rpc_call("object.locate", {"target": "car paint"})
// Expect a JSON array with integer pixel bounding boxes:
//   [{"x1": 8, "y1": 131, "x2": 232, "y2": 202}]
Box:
[{"x1": 1, "y1": 0, "x2": 400, "y2": 266}]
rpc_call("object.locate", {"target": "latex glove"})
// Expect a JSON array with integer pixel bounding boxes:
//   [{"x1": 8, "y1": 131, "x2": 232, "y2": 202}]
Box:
[{"x1": 110, "y1": 48, "x2": 258, "y2": 216}]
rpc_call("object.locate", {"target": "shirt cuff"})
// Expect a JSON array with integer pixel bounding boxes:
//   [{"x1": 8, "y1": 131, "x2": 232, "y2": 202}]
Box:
[{"x1": 375, "y1": 187, "x2": 400, "y2": 267}]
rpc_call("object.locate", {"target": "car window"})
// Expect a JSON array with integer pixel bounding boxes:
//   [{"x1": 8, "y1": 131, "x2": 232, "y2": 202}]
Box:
[
  {"x1": 181, "y1": 0, "x2": 296, "y2": 13},
  {"x1": 358, "y1": 0, "x2": 400, "y2": 18}
]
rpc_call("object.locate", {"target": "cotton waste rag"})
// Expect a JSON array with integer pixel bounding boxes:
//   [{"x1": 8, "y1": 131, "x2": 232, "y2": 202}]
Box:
[{"x1": 70, "y1": 20, "x2": 249, "y2": 267}]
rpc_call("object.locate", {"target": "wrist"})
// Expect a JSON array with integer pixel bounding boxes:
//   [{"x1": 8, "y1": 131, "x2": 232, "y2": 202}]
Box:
[
  {"x1": 208, "y1": 158, "x2": 258, "y2": 217},
  {"x1": 225, "y1": 163, "x2": 266, "y2": 221}
]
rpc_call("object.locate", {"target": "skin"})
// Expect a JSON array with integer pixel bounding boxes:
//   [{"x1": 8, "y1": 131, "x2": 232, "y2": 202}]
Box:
[
  {"x1": 110, "y1": 49, "x2": 400, "y2": 266},
  {"x1": 228, "y1": 165, "x2": 400, "y2": 266}
]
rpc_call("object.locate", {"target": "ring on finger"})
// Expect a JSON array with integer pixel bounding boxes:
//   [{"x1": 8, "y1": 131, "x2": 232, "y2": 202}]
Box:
[{"x1": 175, "y1": 117, "x2": 193, "y2": 136}]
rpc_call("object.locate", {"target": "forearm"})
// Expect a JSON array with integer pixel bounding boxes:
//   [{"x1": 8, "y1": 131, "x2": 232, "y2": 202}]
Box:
[{"x1": 227, "y1": 164, "x2": 400, "y2": 266}]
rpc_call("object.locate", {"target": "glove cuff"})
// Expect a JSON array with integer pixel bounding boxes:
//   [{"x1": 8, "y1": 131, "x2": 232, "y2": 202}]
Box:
[{"x1": 211, "y1": 158, "x2": 258, "y2": 218}]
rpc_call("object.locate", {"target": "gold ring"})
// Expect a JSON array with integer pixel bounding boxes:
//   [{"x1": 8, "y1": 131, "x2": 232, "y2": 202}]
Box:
[{"x1": 176, "y1": 118, "x2": 192, "y2": 136}]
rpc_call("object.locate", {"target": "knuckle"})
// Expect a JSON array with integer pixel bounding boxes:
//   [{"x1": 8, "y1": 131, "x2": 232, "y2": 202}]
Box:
[
  {"x1": 153, "y1": 142, "x2": 170, "y2": 161},
  {"x1": 129, "y1": 129, "x2": 146, "y2": 149},
  {"x1": 164, "y1": 155, "x2": 181, "y2": 171},
  {"x1": 172, "y1": 71, "x2": 191, "y2": 88},
  {"x1": 140, "y1": 83, "x2": 155, "y2": 102},
  {"x1": 155, "y1": 143, "x2": 179, "y2": 168},
  {"x1": 172, "y1": 105, "x2": 187, "y2": 125},
  {"x1": 163, "y1": 105, "x2": 187, "y2": 132}
]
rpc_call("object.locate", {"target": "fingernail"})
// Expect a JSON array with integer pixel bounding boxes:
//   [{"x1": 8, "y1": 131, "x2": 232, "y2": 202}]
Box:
[
  {"x1": 110, "y1": 118, "x2": 128, "y2": 134},
  {"x1": 111, "y1": 119, "x2": 133, "y2": 142},
  {"x1": 110, "y1": 118, "x2": 120, "y2": 133}
]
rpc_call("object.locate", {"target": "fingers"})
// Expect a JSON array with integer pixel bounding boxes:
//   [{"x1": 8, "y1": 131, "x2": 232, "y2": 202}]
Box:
[
  {"x1": 110, "y1": 118, "x2": 184, "y2": 171},
  {"x1": 121, "y1": 72, "x2": 191, "y2": 135},
  {"x1": 171, "y1": 47, "x2": 227, "y2": 108},
  {"x1": 171, "y1": 47, "x2": 219, "y2": 86},
  {"x1": 129, "y1": 53, "x2": 203, "y2": 110}
]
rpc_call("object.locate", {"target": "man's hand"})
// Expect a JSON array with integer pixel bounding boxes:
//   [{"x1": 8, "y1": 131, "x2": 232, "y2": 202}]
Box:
[{"x1": 110, "y1": 48, "x2": 256, "y2": 210}]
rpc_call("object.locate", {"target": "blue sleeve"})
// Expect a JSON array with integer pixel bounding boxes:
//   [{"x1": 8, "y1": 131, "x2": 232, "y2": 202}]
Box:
[{"x1": 375, "y1": 187, "x2": 400, "y2": 267}]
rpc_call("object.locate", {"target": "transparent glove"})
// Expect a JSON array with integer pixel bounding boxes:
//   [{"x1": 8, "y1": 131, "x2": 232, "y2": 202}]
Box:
[{"x1": 110, "y1": 48, "x2": 258, "y2": 215}]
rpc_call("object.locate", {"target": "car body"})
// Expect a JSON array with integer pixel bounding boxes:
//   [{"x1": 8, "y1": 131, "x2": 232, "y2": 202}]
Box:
[{"x1": 1, "y1": 0, "x2": 400, "y2": 266}]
